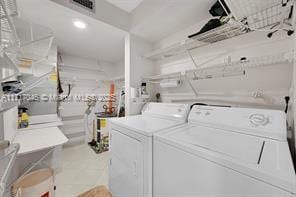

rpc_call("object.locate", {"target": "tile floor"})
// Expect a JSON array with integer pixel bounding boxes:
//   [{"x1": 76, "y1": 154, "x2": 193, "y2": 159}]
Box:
[{"x1": 55, "y1": 144, "x2": 109, "y2": 197}]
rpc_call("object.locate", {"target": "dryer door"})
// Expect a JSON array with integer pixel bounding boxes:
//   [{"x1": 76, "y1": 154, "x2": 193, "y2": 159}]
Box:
[{"x1": 109, "y1": 129, "x2": 143, "y2": 197}]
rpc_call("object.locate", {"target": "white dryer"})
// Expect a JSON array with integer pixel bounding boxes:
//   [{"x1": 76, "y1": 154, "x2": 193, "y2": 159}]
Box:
[
  {"x1": 108, "y1": 102, "x2": 190, "y2": 197},
  {"x1": 153, "y1": 105, "x2": 296, "y2": 197}
]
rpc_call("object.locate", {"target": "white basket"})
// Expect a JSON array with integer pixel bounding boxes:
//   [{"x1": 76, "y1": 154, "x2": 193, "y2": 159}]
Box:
[{"x1": 11, "y1": 168, "x2": 54, "y2": 197}]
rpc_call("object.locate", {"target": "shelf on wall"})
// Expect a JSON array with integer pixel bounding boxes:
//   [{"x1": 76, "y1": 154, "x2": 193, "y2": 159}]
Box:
[
  {"x1": 59, "y1": 65, "x2": 104, "y2": 75},
  {"x1": 189, "y1": 20, "x2": 247, "y2": 44},
  {"x1": 0, "y1": 0, "x2": 19, "y2": 50},
  {"x1": 143, "y1": 52, "x2": 292, "y2": 82},
  {"x1": 225, "y1": 0, "x2": 287, "y2": 24},
  {"x1": 144, "y1": 0, "x2": 294, "y2": 61},
  {"x1": 143, "y1": 22, "x2": 248, "y2": 61},
  {"x1": 0, "y1": 52, "x2": 20, "y2": 82},
  {"x1": 0, "y1": 0, "x2": 18, "y2": 18},
  {"x1": 61, "y1": 74, "x2": 125, "y2": 86},
  {"x1": 61, "y1": 77, "x2": 101, "y2": 85},
  {"x1": 142, "y1": 72, "x2": 182, "y2": 81},
  {"x1": 0, "y1": 70, "x2": 54, "y2": 113},
  {"x1": 4, "y1": 17, "x2": 54, "y2": 68},
  {"x1": 1, "y1": 69, "x2": 55, "y2": 95},
  {"x1": 1, "y1": 0, "x2": 55, "y2": 83},
  {"x1": 0, "y1": 0, "x2": 19, "y2": 82}
]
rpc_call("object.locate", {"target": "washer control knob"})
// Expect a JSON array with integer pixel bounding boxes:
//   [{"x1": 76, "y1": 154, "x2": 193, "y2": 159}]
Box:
[{"x1": 249, "y1": 114, "x2": 269, "y2": 126}]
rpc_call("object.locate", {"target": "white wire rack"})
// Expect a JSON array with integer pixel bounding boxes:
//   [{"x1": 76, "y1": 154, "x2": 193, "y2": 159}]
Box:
[
  {"x1": 4, "y1": 17, "x2": 54, "y2": 68},
  {"x1": 0, "y1": 0, "x2": 19, "y2": 83},
  {"x1": 1, "y1": 69, "x2": 55, "y2": 97},
  {"x1": 225, "y1": 0, "x2": 295, "y2": 33},
  {"x1": 59, "y1": 65, "x2": 105, "y2": 75},
  {"x1": 1, "y1": 0, "x2": 54, "y2": 75},
  {"x1": 144, "y1": 0, "x2": 295, "y2": 61},
  {"x1": 0, "y1": 141, "x2": 19, "y2": 197},
  {"x1": 247, "y1": 2, "x2": 286, "y2": 30},
  {"x1": 0, "y1": 0, "x2": 19, "y2": 50},
  {"x1": 225, "y1": 0, "x2": 283, "y2": 22},
  {"x1": 0, "y1": 53, "x2": 20, "y2": 82},
  {"x1": 0, "y1": 0, "x2": 17, "y2": 17},
  {"x1": 16, "y1": 69, "x2": 55, "y2": 95},
  {"x1": 143, "y1": 52, "x2": 292, "y2": 82},
  {"x1": 189, "y1": 52, "x2": 291, "y2": 75},
  {"x1": 190, "y1": 20, "x2": 248, "y2": 44},
  {"x1": 61, "y1": 77, "x2": 102, "y2": 85},
  {"x1": 143, "y1": 20, "x2": 248, "y2": 61},
  {"x1": 0, "y1": 0, "x2": 55, "y2": 87}
]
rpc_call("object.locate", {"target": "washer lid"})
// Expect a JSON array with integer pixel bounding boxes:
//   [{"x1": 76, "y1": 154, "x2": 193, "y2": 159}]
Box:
[
  {"x1": 189, "y1": 106, "x2": 287, "y2": 141},
  {"x1": 169, "y1": 125, "x2": 265, "y2": 164},
  {"x1": 155, "y1": 124, "x2": 296, "y2": 194}
]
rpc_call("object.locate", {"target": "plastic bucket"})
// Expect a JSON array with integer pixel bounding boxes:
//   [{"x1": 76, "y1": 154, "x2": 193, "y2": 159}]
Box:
[{"x1": 11, "y1": 168, "x2": 54, "y2": 197}]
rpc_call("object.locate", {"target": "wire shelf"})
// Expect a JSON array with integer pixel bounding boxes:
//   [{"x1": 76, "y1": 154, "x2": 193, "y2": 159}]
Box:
[
  {"x1": 143, "y1": 52, "x2": 292, "y2": 82},
  {"x1": 246, "y1": 2, "x2": 291, "y2": 30},
  {"x1": 4, "y1": 17, "x2": 54, "y2": 68},
  {"x1": 1, "y1": 1, "x2": 54, "y2": 70},
  {"x1": 144, "y1": 20, "x2": 249, "y2": 60},
  {"x1": 0, "y1": 52, "x2": 20, "y2": 82},
  {"x1": 0, "y1": 0, "x2": 19, "y2": 83},
  {"x1": 144, "y1": 0, "x2": 294, "y2": 61},
  {"x1": 0, "y1": 0, "x2": 19, "y2": 50},
  {"x1": 0, "y1": 0, "x2": 17, "y2": 18},
  {"x1": 190, "y1": 21, "x2": 248, "y2": 44},
  {"x1": 190, "y1": 52, "x2": 291, "y2": 74},
  {"x1": 225, "y1": 0, "x2": 282, "y2": 21},
  {"x1": 192, "y1": 69, "x2": 246, "y2": 81}
]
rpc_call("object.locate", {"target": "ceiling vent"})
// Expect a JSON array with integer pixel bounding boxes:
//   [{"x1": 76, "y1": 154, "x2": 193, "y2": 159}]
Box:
[{"x1": 70, "y1": 0, "x2": 95, "y2": 12}]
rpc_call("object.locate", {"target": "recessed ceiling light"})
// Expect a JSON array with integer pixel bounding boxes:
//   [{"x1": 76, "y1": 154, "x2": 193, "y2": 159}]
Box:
[{"x1": 73, "y1": 19, "x2": 87, "y2": 29}]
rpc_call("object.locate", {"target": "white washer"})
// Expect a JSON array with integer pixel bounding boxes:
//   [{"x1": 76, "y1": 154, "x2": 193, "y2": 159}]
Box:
[
  {"x1": 108, "y1": 102, "x2": 190, "y2": 197},
  {"x1": 153, "y1": 106, "x2": 296, "y2": 197}
]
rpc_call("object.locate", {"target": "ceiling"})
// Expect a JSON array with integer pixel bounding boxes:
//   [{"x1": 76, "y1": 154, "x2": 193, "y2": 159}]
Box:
[
  {"x1": 16, "y1": 0, "x2": 217, "y2": 62},
  {"x1": 106, "y1": 0, "x2": 144, "y2": 13},
  {"x1": 130, "y1": 0, "x2": 215, "y2": 42},
  {"x1": 16, "y1": 0, "x2": 127, "y2": 63}
]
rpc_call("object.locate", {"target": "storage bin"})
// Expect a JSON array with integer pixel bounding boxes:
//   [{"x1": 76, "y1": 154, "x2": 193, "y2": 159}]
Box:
[{"x1": 11, "y1": 168, "x2": 54, "y2": 197}]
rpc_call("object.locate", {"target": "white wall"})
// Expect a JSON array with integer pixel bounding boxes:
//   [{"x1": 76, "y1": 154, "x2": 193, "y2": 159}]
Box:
[
  {"x1": 113, "y1": 60, "x2": 125, "y2": 78},
  {"x1": 150, "y1": 20, "x2": 294, "y2": 111},
  {"x1": 145, "y1": 20, "x2": 295, "y2": 161},
  {"x1": 59, "y1": 53, "x2": 124, "y2": 144},
  {"x1": 125, "y1": 34, "x2": 155, "y2": 115}
]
